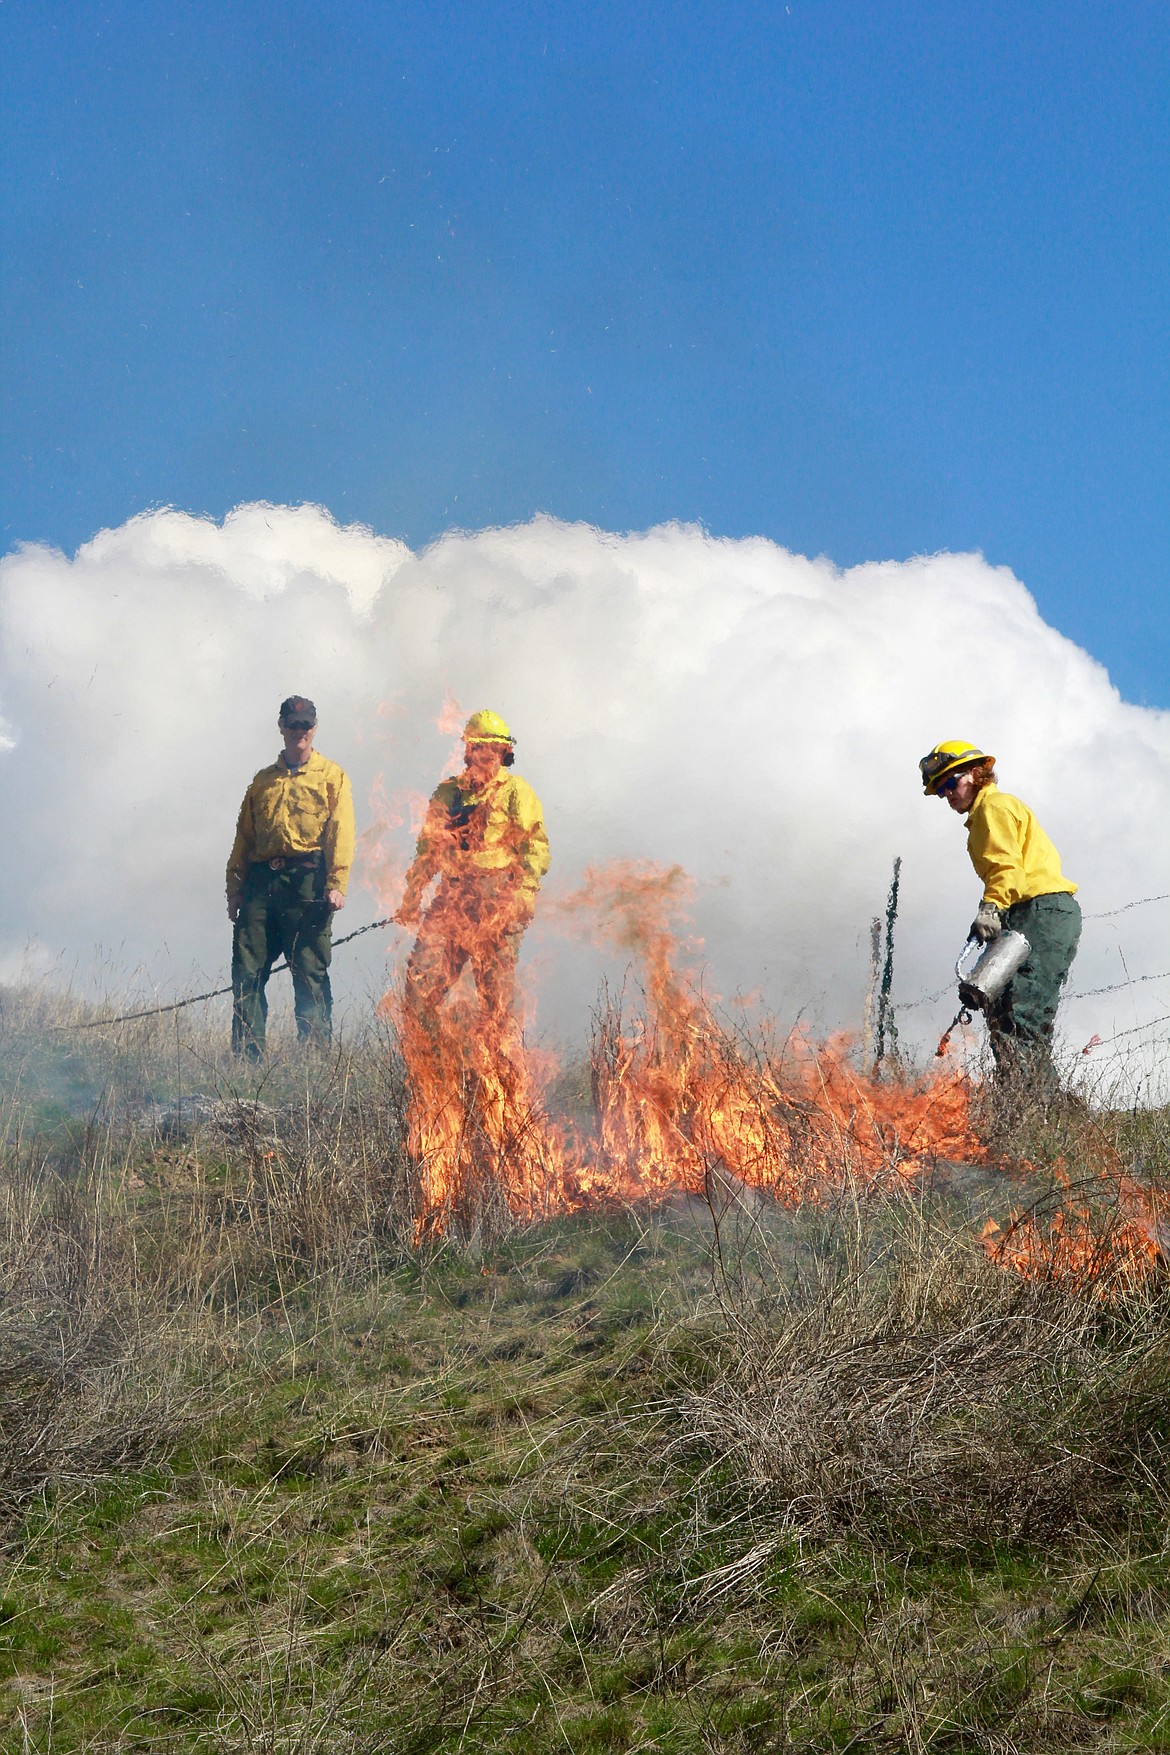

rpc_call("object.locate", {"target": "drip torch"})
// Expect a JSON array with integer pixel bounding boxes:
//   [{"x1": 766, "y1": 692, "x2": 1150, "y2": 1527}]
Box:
[{"x1": 935, "y1": 929, "x2": 1032, "y2": 1056}]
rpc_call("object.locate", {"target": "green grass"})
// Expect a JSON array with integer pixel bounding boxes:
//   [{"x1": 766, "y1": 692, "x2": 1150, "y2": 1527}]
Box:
[{"x1": 0, "y1": 1216, "x2": 1167, "y2": 1753}]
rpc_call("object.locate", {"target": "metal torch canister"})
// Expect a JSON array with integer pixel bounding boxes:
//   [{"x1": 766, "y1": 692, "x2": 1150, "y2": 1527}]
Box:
[{"x1": 954, "y1": 930, "x2": 1031, "y2": 1011}]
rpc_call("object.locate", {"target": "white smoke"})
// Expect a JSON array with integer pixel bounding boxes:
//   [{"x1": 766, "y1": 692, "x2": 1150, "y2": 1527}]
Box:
[{"x1": 3, "y1": 503, "x2": 1168, "y2": 1097}]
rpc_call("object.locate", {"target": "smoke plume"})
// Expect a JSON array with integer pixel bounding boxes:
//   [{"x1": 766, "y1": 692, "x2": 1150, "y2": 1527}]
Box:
[{"x1": 3, "y1": 504, "x2": 1168, "y2": 1096}]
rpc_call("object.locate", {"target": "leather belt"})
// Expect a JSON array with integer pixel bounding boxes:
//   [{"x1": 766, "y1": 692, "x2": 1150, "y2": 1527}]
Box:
[{"x1": 256, "y1": 850, "x2": 323, "y2": 872}]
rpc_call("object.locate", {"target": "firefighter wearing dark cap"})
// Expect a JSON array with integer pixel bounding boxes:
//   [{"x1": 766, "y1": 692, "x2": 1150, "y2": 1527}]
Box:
[{"x1": 227, "y1": 696, "x2": 356, "y2": 1056}]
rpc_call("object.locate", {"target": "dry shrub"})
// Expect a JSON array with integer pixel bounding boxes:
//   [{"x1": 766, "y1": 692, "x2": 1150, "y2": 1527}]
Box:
[
  {"x1": 0, "y1": 1007, "x2": 422, "y2": 1511},
  {"x1": 195, "y1": 1048, "x2": 419, "y2": 1275},
  {"x1": 679, "y1": 1196, "x2": 1170, "y2": 1550},
  {"x1": 0, "y1": 1152, "x2": 204, "y2": 1505}
]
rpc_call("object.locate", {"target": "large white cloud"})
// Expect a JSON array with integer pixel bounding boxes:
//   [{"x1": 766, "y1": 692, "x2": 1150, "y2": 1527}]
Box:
[{"x1": 3, "y1": 503, "x2": 1167, "y2": 1096}]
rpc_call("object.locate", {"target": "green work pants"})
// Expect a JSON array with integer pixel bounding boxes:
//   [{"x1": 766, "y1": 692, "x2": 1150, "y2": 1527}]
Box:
[
  {"x1": 231, "y1": 862, "x2": 334, "y2": 1057},
  {"x1": 986, "y1": 892, "x2": 1081, "y2": 1086}
]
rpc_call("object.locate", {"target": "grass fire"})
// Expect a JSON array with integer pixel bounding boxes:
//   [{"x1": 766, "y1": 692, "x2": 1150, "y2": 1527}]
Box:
[
  {"x1": 381, "y1": 853, "x2": 1159, "y2": 1297},
  {"x1": 0, "y1": 883, "x2": 1168, "y2": 1748}
]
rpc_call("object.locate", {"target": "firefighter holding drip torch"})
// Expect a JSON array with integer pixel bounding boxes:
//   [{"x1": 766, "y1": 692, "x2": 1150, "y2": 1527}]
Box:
[{"x1": 920, "y1": 740, "x2": 1081, "y2": 1095}]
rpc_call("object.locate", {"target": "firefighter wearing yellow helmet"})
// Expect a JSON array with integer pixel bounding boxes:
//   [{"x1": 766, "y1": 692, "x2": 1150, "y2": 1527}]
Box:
[
  {"x1": 920, "y1": 740, "x2": 1080, "y2": 1093},
  {"x1": 395, "y1": 711, "x2": 550, "y2": 1065}
]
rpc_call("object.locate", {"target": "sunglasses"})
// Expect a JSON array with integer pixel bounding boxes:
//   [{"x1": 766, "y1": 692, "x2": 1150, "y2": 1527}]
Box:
[
  {"x1": 938, "y1": 772, "x2": 967, "y2": 794},
  {"x1": 921, "y1": 747, "x2": 976, "y2": 782},
  {"x1": 283, "y1": 720, "x2": 314, "y2": 734}
]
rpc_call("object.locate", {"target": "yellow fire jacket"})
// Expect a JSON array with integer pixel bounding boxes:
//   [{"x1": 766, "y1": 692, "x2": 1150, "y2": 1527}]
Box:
[
  {"x1": 226, "y1": 751, "x2": 356, "y2": 898},
  {"x1": 965, "y1": 783, "x2": 1077, "y2": 912},
  {"x1": 406, "y1": 770, "x2": 550, "y2": 896}
]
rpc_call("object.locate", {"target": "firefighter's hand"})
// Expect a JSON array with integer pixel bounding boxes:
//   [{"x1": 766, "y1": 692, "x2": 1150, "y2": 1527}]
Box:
[
  {"x1": 512, "y1": 885, "x2": 537, "y2": 927},
  {"x1": 326, "y1": 888, "x2": 345, "y2": 912},
  {"x1": 228, "y1": 894, "x2": 242, "y2": 924},
  {"x1": 970, "y1": 903, "x2": 1002, "y2": 943}
]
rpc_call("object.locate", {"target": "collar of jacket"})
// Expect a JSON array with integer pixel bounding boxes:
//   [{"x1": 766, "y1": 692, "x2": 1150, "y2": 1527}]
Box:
[
  {"x1": 277, "y1": 749, "x2": 324, "y2": 777},
  {"x1": 965, "y1": 780, "x2": 998, "y2": 822},
  {"x1": 456, "y1": 768, "x2": 508, "y2": 801}
]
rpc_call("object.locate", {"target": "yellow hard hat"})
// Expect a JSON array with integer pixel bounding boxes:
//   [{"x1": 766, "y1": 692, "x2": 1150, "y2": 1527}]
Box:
[
  {"x1": 463, "y1": 709, "x2": 514, "y2": 746},
  {"x1": 919, "y1": 739, "x2": 994, "y2": 795}
]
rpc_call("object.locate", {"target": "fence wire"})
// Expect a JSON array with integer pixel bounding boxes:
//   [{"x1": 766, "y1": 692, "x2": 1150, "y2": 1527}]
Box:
[
  {"x1": 892, "y1": 890, "x2": 1170, "y2": 1018},
  {"x1": 1084, "y1": 891, "x2": 1170, "y2": 920},
  {"x1": 34, "y1": 885, "x2": 1170, "y2": 1038},
  {"x1": 48, "y1": 915, "x2": 396, "y2": 1031}
]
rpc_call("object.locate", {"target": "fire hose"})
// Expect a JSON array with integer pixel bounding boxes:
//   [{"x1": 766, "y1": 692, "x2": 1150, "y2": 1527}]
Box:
[{"x1": 48, "y1": 915, "x2": 397, "y2": 1031}]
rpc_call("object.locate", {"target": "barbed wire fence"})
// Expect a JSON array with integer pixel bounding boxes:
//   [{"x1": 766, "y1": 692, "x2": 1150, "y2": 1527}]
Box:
[
  {"x1": 27, "y1": 887, "x2": 1170, "y2": 1057},
  {"x1": 44, "y1": 914, "x2": 397, "y2": 1031},
  {"x1": 888, "y1": 889, "x2": 1170, "y2": 1058}
]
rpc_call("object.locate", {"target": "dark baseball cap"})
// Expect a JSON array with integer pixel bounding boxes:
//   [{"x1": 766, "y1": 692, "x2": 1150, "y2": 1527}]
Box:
[{"x1": 278, "y1": 695, "x2": 317, "y2": 726}]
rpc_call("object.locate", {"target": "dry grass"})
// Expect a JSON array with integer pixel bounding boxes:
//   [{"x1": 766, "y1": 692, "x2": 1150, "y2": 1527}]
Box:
[
  {"x1": 0, "y1": 1148, "x2": 200, "y2": 1505},
  {"x1": 672, "y1": 1191, "x2": 1170, "y2": 1550},
  {"x1": 0, "y1": 982, "x2": 1169, "y2": 1750},
  {"x1": 0, "y1": 990, "x2": 423, "y2": 1517}
]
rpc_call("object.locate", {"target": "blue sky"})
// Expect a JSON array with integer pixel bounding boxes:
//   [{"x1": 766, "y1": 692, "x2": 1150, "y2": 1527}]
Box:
[{"x1": 3, "y1": 0, "x2": 1169, "y2": 705}]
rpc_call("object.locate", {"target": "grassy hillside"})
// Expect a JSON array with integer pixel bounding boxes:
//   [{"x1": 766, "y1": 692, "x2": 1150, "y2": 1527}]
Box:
[{"x1": 0, "y1": 994, "x2": 1168, "y2": 1752}]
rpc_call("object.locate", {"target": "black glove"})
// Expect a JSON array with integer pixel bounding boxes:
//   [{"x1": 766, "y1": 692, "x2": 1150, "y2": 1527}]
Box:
[{"x1": 970, "y1": 902, "x2": 1002, "y2": 944}]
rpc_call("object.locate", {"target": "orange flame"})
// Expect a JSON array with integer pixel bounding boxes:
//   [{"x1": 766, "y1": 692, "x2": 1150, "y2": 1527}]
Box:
[
  {"x1": 436, "y1": 689, "x2": 465, "y2": 736},
  {"x1": 381, "y1": 869, "x2": 568, "y2": 1238},
  {"x1": 981, "y1": 1172, "x2": 1165, "y2": 1289},
  {"x1": 376, "y1": 846, "x2": 1162, "y2": 1290},
  {"x1": 384, "y1": 856, "x2": 986, "y2": 1236},
  {"x1": 556, "y1": 862, "x2": 982, "y2": 1205},
  {"x1": 361, "y1": 775, "x2": 429, "y2": 916}
]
